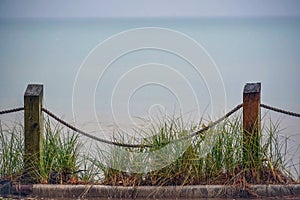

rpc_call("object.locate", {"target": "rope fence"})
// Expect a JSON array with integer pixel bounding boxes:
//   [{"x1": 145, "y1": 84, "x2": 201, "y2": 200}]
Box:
[
  {"x1": 2, "y1": 82, "x2": 300, "y2": 181},
  {"x1": 42, "y1": 104, "x2": 243, "y2": 148},
  {"x1": 1, "y1": 102, "x2": 299, "y2": 148}
]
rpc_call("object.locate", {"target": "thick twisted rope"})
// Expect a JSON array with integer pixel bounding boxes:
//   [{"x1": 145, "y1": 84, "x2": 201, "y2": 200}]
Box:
[
  {"x1": 42, "y1": 108, "x2": 151, "y2": 148},
  {"x1": 0, "y1": 107, "x2": 24, "y2": 115},
  {"x1": 190, "y1": 103, "x2": 243, "y2": 137},
  {"x1": 261, "y1": 104, "x2": 300, "y2": 118},
  {"x1": 42, "y1": 104, "x2": 243, "y2": 148},
  {"x1": 1, "y1": 102, "x2": 299, "y2": 148}
]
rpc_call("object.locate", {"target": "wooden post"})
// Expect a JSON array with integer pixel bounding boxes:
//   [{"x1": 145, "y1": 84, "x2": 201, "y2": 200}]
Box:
[
  {"x1": 24, "y1": 84, "x2": 43, "y2": 182},
  {"x1": 243, "y1": 82, "x2": 261, "y2": 166}
]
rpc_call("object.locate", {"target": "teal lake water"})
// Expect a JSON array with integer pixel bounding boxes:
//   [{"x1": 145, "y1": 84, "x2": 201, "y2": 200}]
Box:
[{"x1": 0, "y1": 17, "x2": 300, "y2": 177}]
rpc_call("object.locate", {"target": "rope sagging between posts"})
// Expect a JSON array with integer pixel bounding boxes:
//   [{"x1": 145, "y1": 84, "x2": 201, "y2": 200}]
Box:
[
  {"x1": 42, "y1": 108, "x2": 151, "y2": 148},
  {"x1": 1, "y1": 102, "x2": 299, "y2": 148},
  {"x1": 42, "y1": 104, "x2": 243, "y2": 148}
]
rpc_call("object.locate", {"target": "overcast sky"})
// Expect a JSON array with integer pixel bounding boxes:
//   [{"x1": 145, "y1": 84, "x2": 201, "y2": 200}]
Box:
[{"x1": 0, "y1": 0, "x2": 300, "y2": 19}]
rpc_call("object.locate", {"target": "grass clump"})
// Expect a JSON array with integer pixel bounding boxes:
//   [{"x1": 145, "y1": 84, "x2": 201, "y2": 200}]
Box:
[
  {"x1": 37, "y1": 117, "x2": 81, "y2": 184},
  {"x1": 96, "y1": 114, "x2": 296, "y2": 186},
  {"x1": 0, "y1": 113, "x2": 298, "y2": 186},
  {"x1": 0, "y1": 117, "x2": 82, "y2": 184},
  {"x1": 0, "y1": 121, "x2": 24, "y2": 180}
]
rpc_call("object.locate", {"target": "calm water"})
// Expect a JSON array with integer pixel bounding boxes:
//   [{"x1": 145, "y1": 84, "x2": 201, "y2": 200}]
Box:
[{"x1": 0, "y1": 17, "x2": 300, "y2": 177}]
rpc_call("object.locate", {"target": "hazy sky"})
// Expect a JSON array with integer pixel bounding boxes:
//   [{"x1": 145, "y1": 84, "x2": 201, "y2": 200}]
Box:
[{"x1": 1, "y1": 0, "x2": 300, "y2": 19}]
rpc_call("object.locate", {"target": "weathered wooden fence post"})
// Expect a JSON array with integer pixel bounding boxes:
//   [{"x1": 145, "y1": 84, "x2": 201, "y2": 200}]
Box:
[
  {"x1": 243, "y1": 82, "x2": 261, "y2": 166},
  {"x1": 24, "y1": 84, "x2": 43, "y2": 182}
]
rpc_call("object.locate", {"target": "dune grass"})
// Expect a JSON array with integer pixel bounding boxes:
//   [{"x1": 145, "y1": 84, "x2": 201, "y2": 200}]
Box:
[
  {"x1": 37, "y1": 117, "x2": 81, "y2": 184},
  {"x1": 0, "y1": 117, "x2": 82, "y2": 184},
  {"x1": 0, "y1": 121, "x2": 24, "y2": 180},
  {"x1": 96, "y1": 114, "x2": 295, "y2": 186},
  {"x1": 0, "y1": 113, "x2": 298, "y2": 186}
]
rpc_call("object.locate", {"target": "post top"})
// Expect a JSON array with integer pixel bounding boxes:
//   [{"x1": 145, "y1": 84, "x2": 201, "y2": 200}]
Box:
[
  {"x1": 244, "y1": 82, "x2": 261, "y2": 94},
  {"x1": 24, "y1": 84, "x2": 43, "y2": 96}
]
